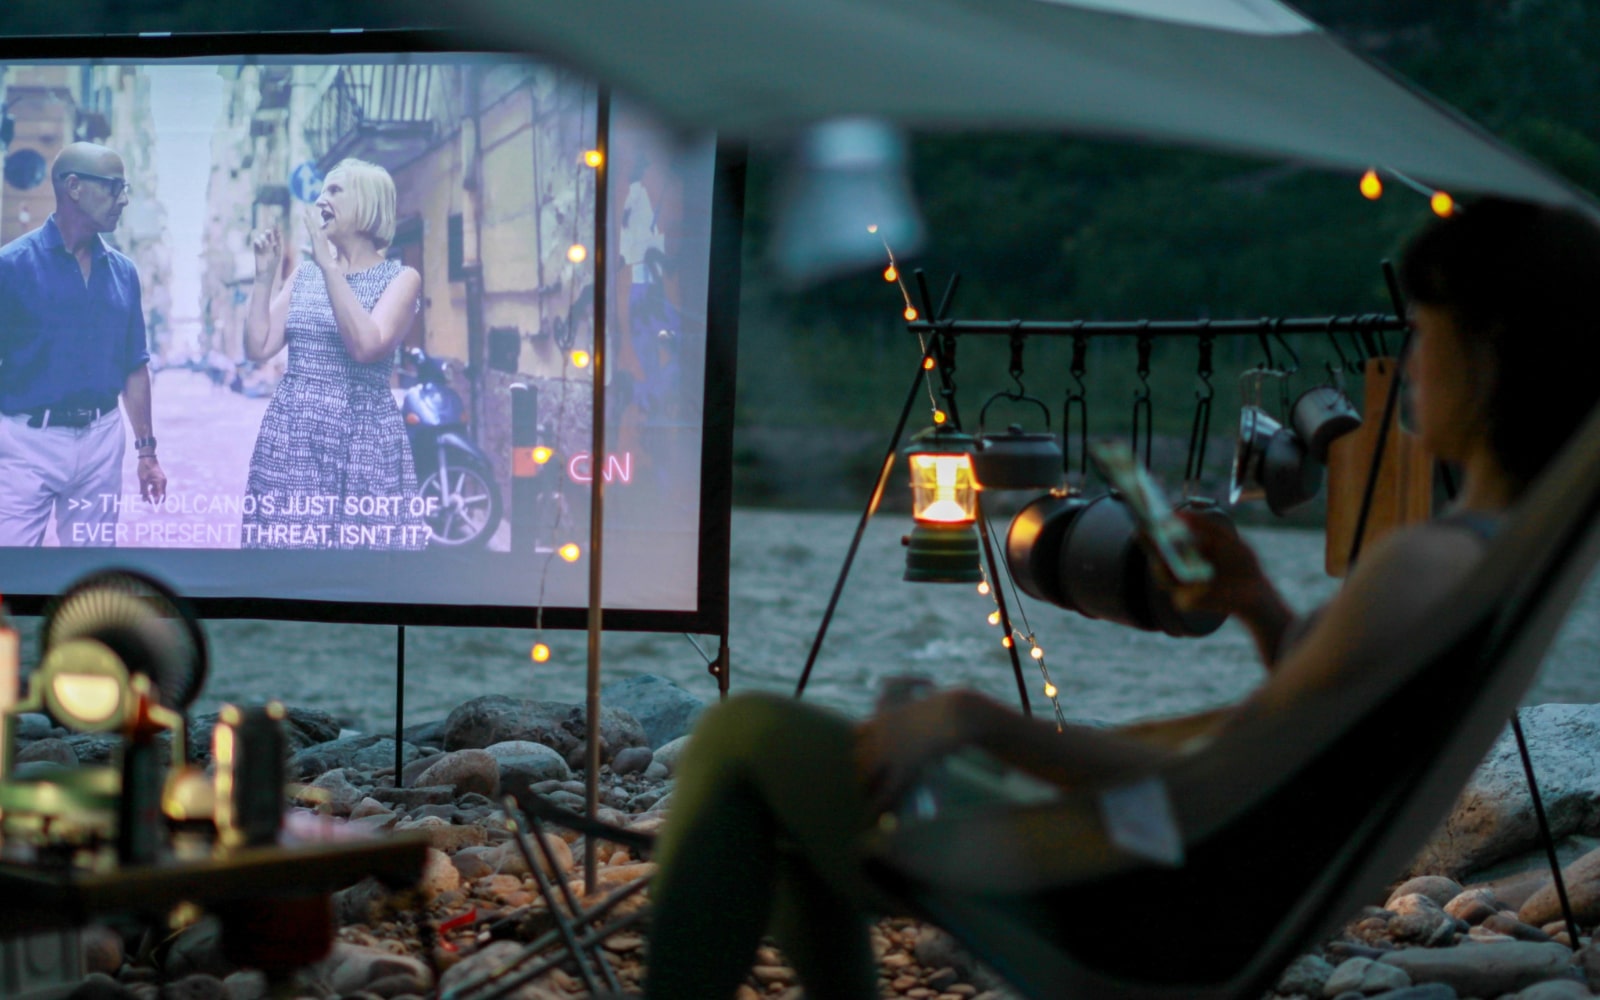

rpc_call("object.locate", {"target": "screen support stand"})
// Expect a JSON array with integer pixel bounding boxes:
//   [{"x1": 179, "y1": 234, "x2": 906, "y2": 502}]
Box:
[
  {"x1": 583, "y1": 85, "x2": 612, "y2": 898},
  {"x1": 394, "y1": 625, "x2": 406, "y2": 789}
]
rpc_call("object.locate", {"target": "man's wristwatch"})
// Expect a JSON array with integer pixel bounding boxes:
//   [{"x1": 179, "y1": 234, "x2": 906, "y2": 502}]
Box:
[{"x1": 135, "y1": 435, "x2": 157, "y2": 458}]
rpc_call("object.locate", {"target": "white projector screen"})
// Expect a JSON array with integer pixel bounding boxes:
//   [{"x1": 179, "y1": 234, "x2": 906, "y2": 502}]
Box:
[{"x1": 0, "y1": 31, "x2": 742, "y2": 632}]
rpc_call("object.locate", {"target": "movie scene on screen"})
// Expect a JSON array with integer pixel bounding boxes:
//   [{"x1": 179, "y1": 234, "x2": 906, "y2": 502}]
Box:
[{"x1": 0, "y1": 51, "x2": 722, "y2": 617}]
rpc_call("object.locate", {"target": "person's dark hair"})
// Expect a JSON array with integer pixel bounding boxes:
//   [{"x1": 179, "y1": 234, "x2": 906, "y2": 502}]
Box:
[{"x1": 1399, "y1": 196, "x2": 1600, "y2": 490}]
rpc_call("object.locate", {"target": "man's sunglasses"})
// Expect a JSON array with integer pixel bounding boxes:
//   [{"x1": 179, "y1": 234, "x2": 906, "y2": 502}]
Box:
[{"x1": 58, "y1": 171, "x2": 129, "y2": 198}]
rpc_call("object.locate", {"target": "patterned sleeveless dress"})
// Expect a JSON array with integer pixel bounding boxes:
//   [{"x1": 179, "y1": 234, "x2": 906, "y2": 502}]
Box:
[{"x1": 242, "y1": 259, "x2": 427, "y2": 550}]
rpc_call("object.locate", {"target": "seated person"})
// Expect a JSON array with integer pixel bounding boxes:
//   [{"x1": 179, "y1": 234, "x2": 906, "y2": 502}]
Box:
[{"x1": 642, "y1": 198, "x2": 1600, "y2": 999}]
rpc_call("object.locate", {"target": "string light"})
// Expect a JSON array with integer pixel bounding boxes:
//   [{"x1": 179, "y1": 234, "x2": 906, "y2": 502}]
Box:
[
  {"x1": 922, "y1": 357, "x2": 936, "y2": 371},
  {"x1": 884, "y1": 265, "x2": 898, "y2": 282},
  {"x1": 533, "y1": 446, "x2": 553, "y2": 464},
  {"x1": 570, "y1": 349, "x2": 591, "y2": 368},
  {"x1": 1359, "y1": 169, "x2": 1382, "y2": 200},
  {"x1": 1043, "y1": 682, "x2": 1058, "y2": 699},
  {"x1": 559, "y1": 543, "x2": 581, "y2": 562},
  {"x1": 987, "y1": 610, "x2": 1001, "y2": 626},
  {"x1": 1030, "y1": 645, "x2": 1045, "y2": 660},
  {"x1": 531, "y1": 643, "x2": 551, "y2": 663},
  {"x1": 567, "y1": 244, "x2": 588, "y2": 263},
  {"x1": 904, "y1": 306, "x2": 919, "y2": 321},
  {"x1": 932, "y1": 410, "x2": 947, "y2": 425},
  {"x1": 976, "y1": 581, "x2": 990, "y2": 595},
  {"x1": 583, "y1": 150, "x2": 604, "y2": 168},
  {"x1": 1431, "y1": 191, "x2": 1455, "y2": 217},
  {"x1": 1001, "y1": 636, "x2": 1013, "y2": 648},
  {"x1": 867, "y1": 224, "x2": 879, "y2": 234}
]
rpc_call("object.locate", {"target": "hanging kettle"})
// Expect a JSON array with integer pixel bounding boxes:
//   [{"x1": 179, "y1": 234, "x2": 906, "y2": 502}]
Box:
[
  {"x1": 1290, "y1": 383, "x2": 1362, "y2": 463},
  {"x1": 972, "y1": 392, "x2": 1064, "y2": 492}
]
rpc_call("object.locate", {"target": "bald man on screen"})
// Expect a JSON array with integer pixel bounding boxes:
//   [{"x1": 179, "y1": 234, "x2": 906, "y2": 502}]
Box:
[{"x1": 0, "y1": 142, "x2": 167, "y2": 547}]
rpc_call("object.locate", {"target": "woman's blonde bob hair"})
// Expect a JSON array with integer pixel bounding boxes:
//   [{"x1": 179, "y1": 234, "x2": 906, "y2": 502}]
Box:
[{"x1": 325, "y1": 158, "x2": 397, "y2": 250}]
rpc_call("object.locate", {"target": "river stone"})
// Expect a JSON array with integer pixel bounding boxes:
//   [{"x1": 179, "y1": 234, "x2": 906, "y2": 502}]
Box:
[
  {"x1": 1484, "y1": 911, "x2": 1553, "y2": 942},
  {"x1": 66, "y1": 974, "x2": 134, "y2": 1000},
  {"x1": 1379, "y1": 941, "x2": 1577, "y2": 996},
  {"x1": 402, "y1": 718, "x2": 449, "y2": 749},
  {"x1": 1277, "y1": 954, "x2": 1335, "y2": 995},
  {"x1": 419, "y1": 847, "x2": 460, "y2": 899},
  {"x1": 439, "y1": 940, "x2": 562, "y2": 999},
  {"x1": 308, "y1": 769, "x2": 365, "y2": 817},
  {"x1": 559, "y1": 704, "x2": 647, "y2": 766},
  {"x1": 1325, "y1": 956, "x2": 1411, "y2": 995},
  {"x1": 484, "y1": 740, "x2": 571, "y2": 798},
  {"x1": 163, "y1": 919, "x2": 231, "y2": 980},
  {"x1": 1444, "y1": 888, "x2": 1502, "y2": 924},
  {"x1": 1522, "y1": 845, "x2": 1600, "y2": 927},
  {"x1": 652, "y1": 735, "x2": 691, "y2": 776},
  {"x1": 1411, "y1": 704, "x2": 1600, "y2": 879},
  {"x1": 1389, "y1": 877, "x2": 1464, "y2": 909},
  {"x1": 17, "y1": 737, "x2": 78, "y2": 766},
  {"x1": 413, "y1": 749, "x2": 500, "y2": 798},
  {"x1": 601, "y1": 674, "x2": 705, "y2": 748},
  {"x1": 443, "y1": 696, "x2": 578, "y2": 754},
  {"x1": 1372, "y1": 987, "x2": 1458, "y2": 1000},
  {"x1": 1388, "y1": 893, "x2": 1460, "y2": 946},
  {"x1": 611, "y1": 746, "x2": 654, "y2": 775},
  {"x1": 394, "y1": 816, "x2": 489, "y2": 853},
  {"x1": 1509, "y1": 980, "x2": 1596, "y2": 1000},
  {"x1": 220, "y1": 969, "x2": 267, "y2": 1000},
  {"x1": 161, "y1": 973, "x2": 224, "y2": 1000},
  {"x1": 289, "y1": 735, "x2": 420, "y2": 779},
  {"x1": 327, "y1": 942, "x2": 432, "y2": 996},
  {"x1": 65, "y1": 733, "x2": 121, "y2": 765},
  {"x1": 16, "y1": 712, "x2": 54, "y2": 740}
]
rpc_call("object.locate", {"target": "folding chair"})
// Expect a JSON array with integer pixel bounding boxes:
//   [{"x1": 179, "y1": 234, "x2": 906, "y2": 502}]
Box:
[{"x1": 866, "y1": 401, "x2": 1600, "y2": 999}]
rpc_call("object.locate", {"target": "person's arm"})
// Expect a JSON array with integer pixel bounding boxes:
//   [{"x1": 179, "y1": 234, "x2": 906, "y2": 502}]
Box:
[
  {"x1": 1162, "y1": 512, "x2": 1299, "y2": 669},
  {"x1": 244, "y1": 227, "x2": 293, "y2": 361},
  {"x1": 122, "y1": 364, "x2": 166, "y2": 505},
  {"x1": 304, "y1": 208, "x2": 420, "y2": 364}
]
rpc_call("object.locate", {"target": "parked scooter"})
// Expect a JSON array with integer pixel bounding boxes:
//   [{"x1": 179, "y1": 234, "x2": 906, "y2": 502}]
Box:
[{"x1": 401, "y1": 347, "x2": 503, "y2": 548}]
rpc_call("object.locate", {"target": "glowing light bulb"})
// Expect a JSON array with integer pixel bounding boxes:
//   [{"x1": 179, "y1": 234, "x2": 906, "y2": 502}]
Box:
[
  {"x1": 568, "y1": 244, "x2": 588, "y2": 263},
  {"x1": 1030, "y1": 645, "x2": 1045, "y2": 660},
  {"x1": 922, "y1": 357, "x2": 936, "y2": 371},
  {"x1": 987, "y1": 611, "x2": 1001, "y2": 626},
  {"x1": 884, "y1": 265, "x2": 898, "y2": 282},
  {"x1": 1043, "y1": 682, "x2": 1058, "y2": 699},
  {"x1": 533, "y1": 446, "x2": 553, "y2": 464},
  {"x1": 1001, "y1": 636, "x2": 1013, "y2": 648},
  {"x1": 559, "y1": 543, "x2": 581, "y2": 562},
  {"x1": 570, "y1": 349, "x2": 591, "y2": 368},
  {"x1": 932, "y1": 410, "x2": 947, "y2": 425},
  {"x1": 583, "y1": 150, "x2": 604, "y2": 168},
  {"x1": 1431, "y1": 191, "x2": 1454, "y2": 217},
  {"x1": 867, "y1": 224, "x2": 879, "y2": 234},
  {"x1": 1359, "y1": 169, "x2": 1382, "y2": 200},
  {"x1": 977, "y1": 581, "x2": 990, "y2": 595},
  {"x1": 903, "y1": 306, "x2": 918, "y2": 321},
  {"x1": 531, "y1": 643, "x2": 551, "y2": 663}
]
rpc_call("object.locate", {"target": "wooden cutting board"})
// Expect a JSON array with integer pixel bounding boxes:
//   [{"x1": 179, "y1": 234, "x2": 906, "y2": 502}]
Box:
[{"x1": 1325, "y1": 357, "x2": 1435, "y2": 577}]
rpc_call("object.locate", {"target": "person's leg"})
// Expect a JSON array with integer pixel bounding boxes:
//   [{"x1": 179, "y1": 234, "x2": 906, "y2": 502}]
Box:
[
  {"x1": 647, "y1": 693, "x2": 878, "y2": 1000},
  {"x1": 0, "y1": 416, "x2": 66, "y2": 547},
  {"x1": 56, "y1": 413, "x2": 126, "y2": 548}
]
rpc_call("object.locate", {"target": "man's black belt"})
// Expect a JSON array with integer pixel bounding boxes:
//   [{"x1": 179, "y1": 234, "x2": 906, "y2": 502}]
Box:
[{"x1": 10, "y1": 397, "x2": 120, "y2": 430}]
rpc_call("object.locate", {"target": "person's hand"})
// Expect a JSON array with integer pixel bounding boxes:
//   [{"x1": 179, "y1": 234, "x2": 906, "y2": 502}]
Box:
[
  {"x1": 1149, "y1": 511, "x2": 1271, "y2": 617},
  {"x1": 303, "y1": 206, "x2": 337, "y2": 272},
  {"x1": 854, "y1": 690, "x2": 972, "y2": 814},
  {"x1": 138, "y1": 456, "x2": 167, "y2": 506},
  {"x1": 251, "y1": 226, "x2": 281, "y2": 281}
]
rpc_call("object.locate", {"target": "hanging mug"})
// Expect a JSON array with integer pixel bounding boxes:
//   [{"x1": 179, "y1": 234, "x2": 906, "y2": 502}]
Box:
[{"x1": 1291, "y1": 384, "x2": 1362, "y2": 463}]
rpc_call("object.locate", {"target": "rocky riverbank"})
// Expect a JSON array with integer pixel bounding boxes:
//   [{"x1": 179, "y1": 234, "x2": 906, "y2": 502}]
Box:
[{"x1": 26, "y1": 694, "x2": 1600, "y2": 999}]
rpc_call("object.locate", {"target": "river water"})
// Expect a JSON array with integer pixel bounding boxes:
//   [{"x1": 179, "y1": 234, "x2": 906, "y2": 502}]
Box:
[{"x1": 14, "y1": 508, "x2": 1600, "y2": 732}]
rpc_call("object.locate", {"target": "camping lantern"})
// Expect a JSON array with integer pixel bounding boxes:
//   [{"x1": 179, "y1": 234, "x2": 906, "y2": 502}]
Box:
[{"x1": 903, "y1": 427, "x2": 983, "y2": 583}]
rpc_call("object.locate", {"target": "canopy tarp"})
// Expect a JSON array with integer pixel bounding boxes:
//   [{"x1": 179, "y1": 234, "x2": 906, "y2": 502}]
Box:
[{"x1": 450, "y1": 0, "x2": 1595, "y2": 212}]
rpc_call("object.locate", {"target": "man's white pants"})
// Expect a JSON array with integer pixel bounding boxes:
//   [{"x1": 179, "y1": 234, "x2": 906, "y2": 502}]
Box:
[{"x1": 0, "y1": 410, "x2": 126, "y2": 547}]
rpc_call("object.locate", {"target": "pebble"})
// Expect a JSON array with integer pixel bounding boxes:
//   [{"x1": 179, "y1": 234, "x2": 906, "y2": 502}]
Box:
[
  {"x1": 1390, "y1": 877, "x2": 1465, "y2": 909},
  {"x1": 1378, "y1": 941, "x2": 1577, "y2": 997},
  {"x1": 1444, "y1": 888, "x2": 1503, "y2": 924},
  {"x1": 413, "y1": 750, "x2": 501, "y2": 799},
  {"x1": 1325, "y1": 956, "x2": 1412, "y2": 995}
]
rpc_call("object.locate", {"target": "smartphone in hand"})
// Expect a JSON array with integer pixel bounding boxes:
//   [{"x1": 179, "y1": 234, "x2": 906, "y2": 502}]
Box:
[{"x1": 1088, "y1": 439, "x2": 1214, "y2": 585}]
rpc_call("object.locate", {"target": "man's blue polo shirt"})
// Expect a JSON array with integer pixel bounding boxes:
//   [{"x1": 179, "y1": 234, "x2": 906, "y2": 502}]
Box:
[{"x1": 0, "y1": 214, "x2": 149, "y2": 414}]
